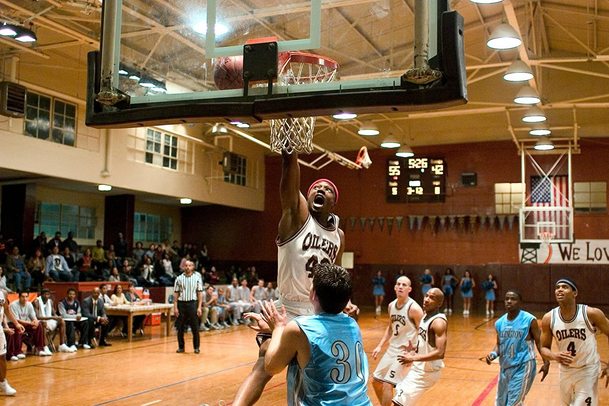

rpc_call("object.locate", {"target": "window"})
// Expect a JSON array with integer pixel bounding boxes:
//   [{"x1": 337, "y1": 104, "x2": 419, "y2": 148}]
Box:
[
  {"x1": 574, "y1": 182, "x2": 607, "y2": 212},
  {"x1": 35, "y1": 203, "x2": 96, "y2": 239},
  {"x1": 134, "y1": 212, "x2": 173, "y2": 242},
  {"x1": 25, "y1": 91, "x2": 76, "y2": 146},
  {"x1": 494, "y1": 183, "x2": 524, "y2": 214},
  {"x1": 223, "y1": 152, "x2": 247, "y2": 186},
  {"x1": 146, "y1": 129, "x2": 177, "y2": 170}
]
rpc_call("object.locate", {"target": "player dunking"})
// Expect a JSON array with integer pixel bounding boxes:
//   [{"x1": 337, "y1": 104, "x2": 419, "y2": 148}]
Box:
[
  {"x1": 233, "y1": 150, "x2": 348, "y2": 406},
  {"x1": 372, "y1": 276, "x2": 423, "y2": 406},
  {"x1": 540, "y1": 278, "x2": 609, "y2": 406}
]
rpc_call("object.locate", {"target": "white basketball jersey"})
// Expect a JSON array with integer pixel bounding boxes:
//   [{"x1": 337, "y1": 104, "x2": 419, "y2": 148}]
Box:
[
  {"x1": 277, "y1": 213, "x2": 341, "y2": 302},
  {"x1": 37, "y1": 296, "x2": 53, "y2": 318},
  {"x1": 551, "y1": 304, "x2": 599, "y2": 369},
  {"x1": 413, "y1": 312, "x2": 447, "y2": 372},
  {"x1": 388, "y1": 298, "x2": 418, "y2": 350}
]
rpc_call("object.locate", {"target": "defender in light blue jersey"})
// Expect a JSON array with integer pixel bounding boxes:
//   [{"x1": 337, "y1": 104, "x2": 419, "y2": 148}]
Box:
[
  {"x1": 262, "y1": 263, "x2": 371, "y2": 406},
  {"x1": 485, "y1": 290, "x2": 549, "y2": 406}
]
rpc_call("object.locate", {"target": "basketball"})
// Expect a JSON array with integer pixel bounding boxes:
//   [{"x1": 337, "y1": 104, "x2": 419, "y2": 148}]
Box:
[{"x1": 213, "y1": 56, "x2": 244, "y2": 90}]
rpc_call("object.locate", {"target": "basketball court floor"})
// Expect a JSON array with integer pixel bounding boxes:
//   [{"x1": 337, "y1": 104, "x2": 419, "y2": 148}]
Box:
[{"x1": 5, "y1": 310, "x2": 609, "y2": 405}]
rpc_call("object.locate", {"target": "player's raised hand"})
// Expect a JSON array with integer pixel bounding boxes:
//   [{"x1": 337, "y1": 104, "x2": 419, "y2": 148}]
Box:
[
  {"x1": 260, "y1": 300, "x2": 287, "y2": 332},
  {"x1": 243, "y1": 311, "x2": 270, "y2": 333}
]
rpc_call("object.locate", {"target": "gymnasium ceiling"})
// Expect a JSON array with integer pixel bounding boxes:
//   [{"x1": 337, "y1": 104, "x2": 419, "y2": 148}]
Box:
[{"x1": 1, "y1": 0, "x2": 609, "y2": 159}]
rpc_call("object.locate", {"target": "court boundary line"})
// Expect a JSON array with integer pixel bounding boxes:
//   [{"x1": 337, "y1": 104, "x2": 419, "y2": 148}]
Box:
[{"x1": 471, "y1": 374, "x2": 498, "y2": 406}]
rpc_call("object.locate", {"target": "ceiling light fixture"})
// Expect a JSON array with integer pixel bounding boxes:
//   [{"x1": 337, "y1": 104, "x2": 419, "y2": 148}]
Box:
[
  {"x1": 211, "y1": 123, "x2": 228, "y2": 134},
  {"x1": 514, "y1": 86, "x2": 541, "y2": 105},
  {"x1": 139, "y1": 76, "x2": 156, "y2": 88},
  {"x1": 192, "y1": 21, "x2": 229, "y2": 37},
  {"x1": 380, "y1": 136, "x2": 401, "y2": 149},
  {"x1": 98, "y1": 184, "x2": 112, "y2": 192},
  {"x1": 180, "y1": 198, "x2": 193, "y2": 205},
  {"x1": 14, "y1": 26, "x2": 37, "y2": 43},
  {"x1": 487, "y1": 23, "x2": 521, "y2": 50},
  {"x1": 521, "y1": 106, "x2": 546, "y2": 123},
  {"x1": 396, "y1": 145, "x2": 414, "y2": 158},
  {"x1": 534, "y1": 138, "x2": 554, "y2": 151},
  {"x1": 529, "y1": 128, "x2": 552, "y2": 136},
  {"x1": 151, "y1": 80, "x2": 167, "y2": 93},
  {"x1": 128, "y1": 71, "x2": 141, "y2": 82},
  {"x1": 0, "y1": 23, "x2": 18, "y2": 37},
  {"x1": 358, "y1": 122, "x2": 379, "y2": 136},
  {"x1": 503, "y1": 60, "x2": 533, "y2": 82},
  {"x1": 332, "y1": 112, "x2": 357, "y2": 120}
]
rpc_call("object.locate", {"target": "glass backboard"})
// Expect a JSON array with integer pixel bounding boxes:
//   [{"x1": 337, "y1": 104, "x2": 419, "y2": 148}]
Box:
[{"x1": 87, "y1": 0, "x2": 466, "y2": 128}]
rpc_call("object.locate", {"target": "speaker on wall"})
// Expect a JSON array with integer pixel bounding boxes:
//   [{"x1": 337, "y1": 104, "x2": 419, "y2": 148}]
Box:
[{"x1": 461, "y1": 172, "x2": 477, "y2": 187}]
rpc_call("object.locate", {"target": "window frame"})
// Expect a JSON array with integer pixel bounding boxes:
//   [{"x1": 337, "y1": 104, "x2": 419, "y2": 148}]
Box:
[{"x1": 24, "y1": 91, "x2": 77, "y2": 146}]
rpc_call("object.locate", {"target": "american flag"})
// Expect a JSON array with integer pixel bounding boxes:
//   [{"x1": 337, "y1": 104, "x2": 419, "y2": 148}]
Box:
[{"x1": 530, "y1": 175, "x2": 569, "y2": 239}]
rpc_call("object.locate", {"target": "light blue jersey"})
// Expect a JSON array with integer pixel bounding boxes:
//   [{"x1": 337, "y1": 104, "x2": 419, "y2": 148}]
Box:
[
  {"x1": 495, "y1": 310, "x2": 537, "y2": 406},
  {"x1": 288, "y1": 313, "x2": 371, "y2": 406},
  {"x1": 495, "y1": 310, "x2": 536, "y2": 369}
]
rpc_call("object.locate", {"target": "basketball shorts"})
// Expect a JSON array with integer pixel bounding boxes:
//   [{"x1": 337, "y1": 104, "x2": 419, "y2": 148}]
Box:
[
  {"x1": 392, "y1": 367, "x2": 441, "y2": 405},
  {"x1": 373, "y1": 346, "x2": 408, "y2": 386},
  {"x1": 274, "y1": 297, "x2": 314, "y2": 321},
  {"x1": 0, "y1": 329, "x2": 5, "y2": 356},
  {"x1": 559, "y1": 362, "x2": 601, "y2": 406},
  {"x1": 496, "y1": 359, "x2": 536, "y2": 406},
  {"x1": 45, "y1": 319, "x2": 58, "y2": 332}
]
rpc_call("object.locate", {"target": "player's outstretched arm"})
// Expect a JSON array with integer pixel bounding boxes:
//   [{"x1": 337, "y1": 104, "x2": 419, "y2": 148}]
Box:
[
  {"x1": 530, "y1": 318, "x2": 550, "y2": 380},
  {"x1": 278, "y1": 151, "x2": 308, "y2": 242},
  {"x1": 587, "y1": 307, "x2": 609, "y2": 387}
]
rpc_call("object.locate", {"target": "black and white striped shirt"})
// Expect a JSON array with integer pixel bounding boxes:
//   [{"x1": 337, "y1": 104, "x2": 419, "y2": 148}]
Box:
[{"x1": 174, "y1": 272, "x2": 203, "y2": 301}]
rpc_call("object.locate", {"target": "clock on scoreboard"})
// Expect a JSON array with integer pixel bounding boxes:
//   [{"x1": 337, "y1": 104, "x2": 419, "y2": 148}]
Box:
[{"x1": 387, "y1": 157, "x2": 446, "y2": 202}]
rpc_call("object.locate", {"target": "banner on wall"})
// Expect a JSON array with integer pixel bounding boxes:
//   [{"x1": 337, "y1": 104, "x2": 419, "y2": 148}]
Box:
[{"x1": 520, "y1": 240, "x2": 609, "y2": 264}]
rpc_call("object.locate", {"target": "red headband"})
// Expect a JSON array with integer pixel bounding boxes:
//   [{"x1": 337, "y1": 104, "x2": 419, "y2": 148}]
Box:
[{"x1": 307, "y1": 178, "x2": 339, "y2": 204}]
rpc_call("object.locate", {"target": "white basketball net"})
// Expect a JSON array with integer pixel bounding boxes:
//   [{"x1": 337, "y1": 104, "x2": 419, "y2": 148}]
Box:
[
  {"x1": 269, "y1": 55, "x2": 338, "y2": 154},
  {"x1": 539, "y1": 231, "x2": 554, "y2": 246}
]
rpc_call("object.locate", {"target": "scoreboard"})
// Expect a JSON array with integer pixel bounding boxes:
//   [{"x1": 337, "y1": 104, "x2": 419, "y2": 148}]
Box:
[{"x1": 387, "y1": 157, "x2": 446, "y2": 202}]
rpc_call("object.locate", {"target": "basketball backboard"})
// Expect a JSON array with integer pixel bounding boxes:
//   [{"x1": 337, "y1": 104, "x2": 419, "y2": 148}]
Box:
[{"x1": 86, "y1": 0, "x2": 466, "y2": 128}]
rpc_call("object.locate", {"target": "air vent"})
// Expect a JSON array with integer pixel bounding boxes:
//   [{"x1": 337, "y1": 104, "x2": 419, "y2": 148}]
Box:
[{"x1": 0, "y1": 81, "x2": 26, "y2": 118}]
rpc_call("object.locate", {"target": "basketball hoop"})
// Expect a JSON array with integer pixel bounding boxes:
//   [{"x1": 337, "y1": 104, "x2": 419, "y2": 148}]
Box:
[
  {"x1": 269, "y1": 52, "x2": 338, "y2": 154},
  {"x1": 539, "y1": 231, "x2": 554, "y2": 246},
  {"x1": 355, "y1": 146, "x2": 372, "y2": 169},
  {"x1": 539, "y1": 230, "x2": 555, "y2": 264}
]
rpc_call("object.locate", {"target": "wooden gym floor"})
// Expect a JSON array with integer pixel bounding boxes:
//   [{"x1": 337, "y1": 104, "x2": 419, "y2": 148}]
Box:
[{"x1": 3, "y1": 311, "x2": 609, "y2": 405}]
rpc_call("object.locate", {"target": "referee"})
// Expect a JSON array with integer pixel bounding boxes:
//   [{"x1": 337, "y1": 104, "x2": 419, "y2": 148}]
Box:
[{"x1": 173, "y1": 260, "x2": 203, "y2": 354}]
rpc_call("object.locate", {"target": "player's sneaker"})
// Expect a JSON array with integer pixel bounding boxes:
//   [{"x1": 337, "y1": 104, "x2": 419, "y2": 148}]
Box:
[{"x1": 0, "y1": 380, "x2": 16, "y2": 396}]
